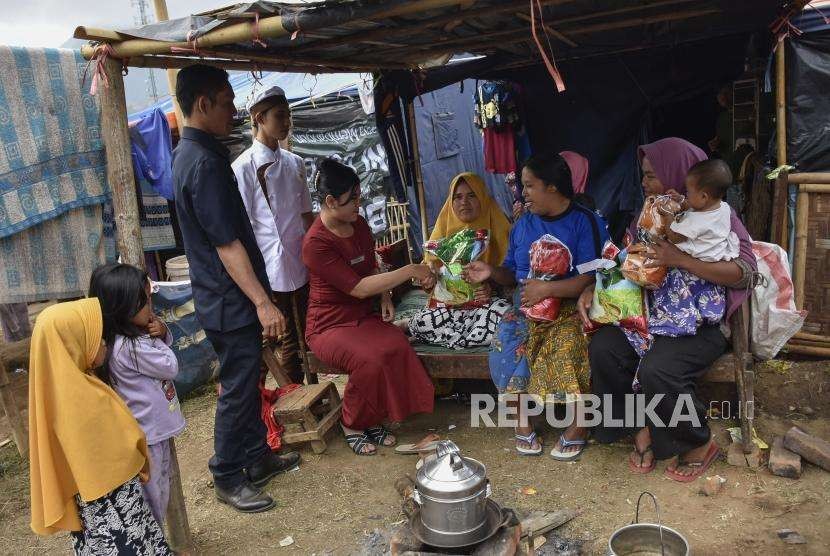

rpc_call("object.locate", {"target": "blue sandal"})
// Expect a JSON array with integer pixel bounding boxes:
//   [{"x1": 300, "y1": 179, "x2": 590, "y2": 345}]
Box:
[
  {"x1": 366, "y1": 425, "x2": 396, "y2": 447},
  {"x1": 550, "y1": 434, "x2": 587, "y2": 461},
  {"x1": 345, "y1": 433, "x2": 376, "y2": 456},
  {"x1": 515, "y1": 431, "x2": 543, "y2": 456}
]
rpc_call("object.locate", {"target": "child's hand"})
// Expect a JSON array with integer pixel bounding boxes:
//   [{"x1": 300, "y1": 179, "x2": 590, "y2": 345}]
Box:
[{"x1": 147, "y1": 316, "x2": 168, "y2": 338}]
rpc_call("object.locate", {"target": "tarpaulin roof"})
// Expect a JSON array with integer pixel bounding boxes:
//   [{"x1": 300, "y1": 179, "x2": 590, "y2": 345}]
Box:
[
  {"x1": 76, "y1": 0, "x2": 784, "y2": 77},
  {"x1": 128, "y1": 69, "x2": 361, "y2": 121}
]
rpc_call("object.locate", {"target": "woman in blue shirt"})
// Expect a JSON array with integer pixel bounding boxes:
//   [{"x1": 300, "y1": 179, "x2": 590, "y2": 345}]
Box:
[{"x1": 465, "y1": 152, "x2": 608, "y2": 458}]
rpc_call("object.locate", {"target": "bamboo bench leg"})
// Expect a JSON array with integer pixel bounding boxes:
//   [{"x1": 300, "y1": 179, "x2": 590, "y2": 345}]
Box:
[{"x1": 165, "y1": 440, "x2": 195, "y2": 553}]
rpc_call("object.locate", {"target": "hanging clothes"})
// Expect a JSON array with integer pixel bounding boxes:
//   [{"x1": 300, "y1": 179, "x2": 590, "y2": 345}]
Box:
[
  {"x1": 130, "y1": 108, "x2": 174, "y2": 200},
  {"x1": 484, "y1": 124, "x2": 517, "y2": 174}
]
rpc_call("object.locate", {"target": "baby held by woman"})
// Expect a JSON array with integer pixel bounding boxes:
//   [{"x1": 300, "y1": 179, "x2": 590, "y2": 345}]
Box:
[{"x1": 667, "y1": 159, "x2": 739, "y2": 262}]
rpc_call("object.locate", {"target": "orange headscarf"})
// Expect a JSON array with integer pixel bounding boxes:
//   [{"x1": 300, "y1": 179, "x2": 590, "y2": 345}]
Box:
[
  {"x1": 28, "y1": 298, "x2": 149, "y2": 535},
  {"x1": 424, "y1": 172, "x2": 511, "y2": 267}
]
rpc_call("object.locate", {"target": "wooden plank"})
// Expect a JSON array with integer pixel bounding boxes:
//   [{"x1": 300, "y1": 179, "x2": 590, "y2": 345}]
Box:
[
  {"x1": 800, "y1": 183, "x2": 830, "y2": 193},
  {"x1": 520, "y1": 509, "x2": 578, "y2": 539},
  {"x1": 783, "y1": 427, "x2": 830, "y2": 472}
]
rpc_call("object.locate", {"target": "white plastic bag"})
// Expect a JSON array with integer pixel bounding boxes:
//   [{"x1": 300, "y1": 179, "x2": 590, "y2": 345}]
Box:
[{"x1": 750, "y1": 242, "x2": 807, "y2": 359}]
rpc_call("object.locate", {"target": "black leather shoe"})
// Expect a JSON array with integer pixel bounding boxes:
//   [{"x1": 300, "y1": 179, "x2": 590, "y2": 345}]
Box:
[
  {"x1": 247, "y1": 451, "x2": 301, "y2": 488},
  {"x1": 215, "y1": 480, "x2": 276, "y2": 513}
]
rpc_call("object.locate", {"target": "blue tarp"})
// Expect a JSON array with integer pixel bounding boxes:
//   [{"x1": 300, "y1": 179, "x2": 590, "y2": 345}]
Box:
[
  {"x1": 412, "y1": 79, "x2": 514, "y2": 232},
  {"x1": 128, "y1": 71, "x2": 361, "y2": 121}
]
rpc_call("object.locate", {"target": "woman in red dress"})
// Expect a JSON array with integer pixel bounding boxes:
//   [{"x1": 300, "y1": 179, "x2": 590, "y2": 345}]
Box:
[{"x1": 302, "y1": 159, "x2": 435, "y2": 455}]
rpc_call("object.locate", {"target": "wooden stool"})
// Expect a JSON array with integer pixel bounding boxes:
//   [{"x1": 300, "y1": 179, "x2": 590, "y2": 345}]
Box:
[{"x1": 263, "y1": 346, "x2": 341, "y2": 454}]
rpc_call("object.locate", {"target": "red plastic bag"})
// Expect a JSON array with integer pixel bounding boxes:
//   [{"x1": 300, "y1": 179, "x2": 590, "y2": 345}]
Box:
[{"x1": 520, "y1": 234, "x2": 572, "y2": 321}]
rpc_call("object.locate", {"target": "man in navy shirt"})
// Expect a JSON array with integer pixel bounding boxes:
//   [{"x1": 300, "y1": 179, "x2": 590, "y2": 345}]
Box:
[{"x1": 173, "y1": 65, "x2": 299, "y2": 513}]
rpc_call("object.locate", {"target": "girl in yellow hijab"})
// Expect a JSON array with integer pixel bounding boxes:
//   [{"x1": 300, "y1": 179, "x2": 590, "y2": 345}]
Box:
[
  {"x1": 403, "y1": 173, "x2": 512, "y2": 349},
  {"x1": 28, "y1": 298, "x2": 171, "y2": 554}
]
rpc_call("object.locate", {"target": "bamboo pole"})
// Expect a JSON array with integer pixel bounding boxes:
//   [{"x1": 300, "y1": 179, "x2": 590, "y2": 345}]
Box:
[
  {"x1": 380, "y1": 7, "x2": 719, "y2": 61},
  {"x1": 80, "y1": 15, "x2": 289, "y2": 59},
  {"x1": 406, "y1": 101, "x2": 429, "y2": 244},
  {"x1": 770, "y1": 172, "x2": 788, "y2": 249},
  {"x1": 793, "y1": 331, "x2": 830, "y2": 343},
  {"x1": 775, "y1": 41, "x2": 789, "y2": 250},
  {"x1": 302, "y1": 0, "x2": 685, "y2": 55},
  {"x1": 788, "y1": 338, "x2": 830, "y2": 348},
  {"x1": 788, "y1": 173, "x2": 830, "y2": 184},
  {"x1": 800, "y1": 184, "x2": 830, "y2": 193},
  {"x1": 101, "y1": 59, "x2": 144, "y2": 264},
  {"x1": 126, "y1": 55, "x2": 361, "y2": 73},
  {"x1": 793, "y1": 188, "x2": 809, "y2": 310},
  {"x1": 785, "y1": 343, "x2": 830, "y2": 357},
  {"x1": 152, "y1": 0, "x2": 184, "y2": 136},
  {"x1": 80, "y1": 0, "x2": 467, "y2": 61},
  {"x1": 148, "y1": 3, "x2": 194, "y2": 553},
  {"x1": 776, "y1": 42, "x2": 787, "y2": 167}
]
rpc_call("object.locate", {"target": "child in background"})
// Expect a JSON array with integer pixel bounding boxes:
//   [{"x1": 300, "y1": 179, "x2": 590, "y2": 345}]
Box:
[
  {"x1": 667, "y1": 159, "x2": 740, "y2": 262},
  {"x1": 89, "y1": 263, "x2": 186, "y2": 526}
]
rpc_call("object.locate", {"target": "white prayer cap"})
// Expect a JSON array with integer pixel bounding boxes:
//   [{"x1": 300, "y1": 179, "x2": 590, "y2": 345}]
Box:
[{"x1": 246, "y1": 85, "x2": 287, "y2": 114}]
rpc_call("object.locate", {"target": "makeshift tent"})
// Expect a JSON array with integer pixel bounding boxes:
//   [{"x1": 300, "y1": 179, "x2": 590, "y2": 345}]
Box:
[{"x1": 71, "y1": 1, "x2": 830, "y2": 546}]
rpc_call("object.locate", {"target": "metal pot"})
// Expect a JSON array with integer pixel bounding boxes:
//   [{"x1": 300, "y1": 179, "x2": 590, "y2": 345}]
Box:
[
  {"x1": 413, "y1": 441, "x2": 492, "y2": 547},
  {"x1": 608, "y1": 492, "x2": 690, "y2": 556}
]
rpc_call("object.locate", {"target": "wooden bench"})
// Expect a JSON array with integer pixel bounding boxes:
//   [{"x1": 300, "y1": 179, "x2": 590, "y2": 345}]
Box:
[{"x1": 300, "y1": 239, "x2": 756, "y2": 453}]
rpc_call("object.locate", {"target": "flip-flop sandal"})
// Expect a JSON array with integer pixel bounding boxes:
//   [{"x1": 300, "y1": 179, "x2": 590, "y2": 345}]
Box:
[
  {"x1": 345, "y1": 433, "x2": 376, "y2": 456},
  {"x1": 366, "y1": 425, "x2": 397, "y2": 447},
  {"x1": 628, "y1": 444, "x2": 656, "y2": 474},
  {"x1": 550, "y1": 434, "x2": 587, "y2": 461},
  {"x1": 395, "y1": 433, "x2": 440, "y2": 454},
  {"x1": 516, "y1": 431, "x2": 543, "y2": 456},
  {"x1": 664, "y1": 442, "x2": 720, "y2": 483}
]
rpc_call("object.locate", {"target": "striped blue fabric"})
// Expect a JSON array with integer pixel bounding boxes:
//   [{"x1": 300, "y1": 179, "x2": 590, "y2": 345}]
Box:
[{"x1": 0, "y1": 47, "x2": 108, "y2": 238}]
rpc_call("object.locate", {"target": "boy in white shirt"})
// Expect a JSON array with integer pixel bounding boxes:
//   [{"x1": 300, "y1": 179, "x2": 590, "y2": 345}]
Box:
[
  {"x1": 232, "y1": 86, "x2": 313, "y2": 383},
  {"x1": 667, "y1": 159, "x2": 740, "y2": 262}
]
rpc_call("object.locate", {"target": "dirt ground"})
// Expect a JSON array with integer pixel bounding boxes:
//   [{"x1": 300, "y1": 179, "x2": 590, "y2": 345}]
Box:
[{"x1": 1, "y1": 358, "x2": 829, "y2": 555}]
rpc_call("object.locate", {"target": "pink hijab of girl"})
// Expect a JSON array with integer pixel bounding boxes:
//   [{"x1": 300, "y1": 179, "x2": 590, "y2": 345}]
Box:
[
  {"x1": 559, "y1": 151, "x2": 589, "y2": 194},
  {"x1": 637, "y1": 137, "x2": 707, "y2": 195}
]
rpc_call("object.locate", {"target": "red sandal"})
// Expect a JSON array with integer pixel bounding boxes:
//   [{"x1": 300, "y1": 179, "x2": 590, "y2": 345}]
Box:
[
  {"x1": 628, "y1": 444, "x2": 655, "y2": 474},
  {"x1": 664, "y1": 442, "x2": 720, "y2": 483}
]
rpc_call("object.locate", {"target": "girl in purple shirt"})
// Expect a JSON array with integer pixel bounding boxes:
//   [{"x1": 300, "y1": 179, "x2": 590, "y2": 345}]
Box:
[{"x1": 89, "y1": 263, "x2": 186, "y2": 526}]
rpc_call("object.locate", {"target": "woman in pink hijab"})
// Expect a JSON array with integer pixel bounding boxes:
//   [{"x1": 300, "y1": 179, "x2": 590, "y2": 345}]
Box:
[{"x1": 577, "y1": 137, "x2": 757, "y2": 482}]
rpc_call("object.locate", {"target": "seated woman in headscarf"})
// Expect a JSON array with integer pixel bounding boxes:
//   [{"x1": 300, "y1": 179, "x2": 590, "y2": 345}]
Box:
[
  {"x1": 579, "y1": 137, "x2": 757, "y2": 482},
  {"x1": 465, "y1": 152, "x2": 609, "y2": 458},
  {"x1": 398, "y1": 172, "x2": 513, "y2": 350}
]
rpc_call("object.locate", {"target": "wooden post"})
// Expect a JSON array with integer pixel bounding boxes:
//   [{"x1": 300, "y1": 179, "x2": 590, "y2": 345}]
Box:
[
  {"x1": 793, "y1": 188, "x2": 809, "y2": 310},
  {"x1": 775, "y1": 42, "x2": 789, "y2": 249},
  {"x1": 0, "y1": 356, "x2": 27, "y2": 458},
  {"x1": 146, "y1": 3, "x2": 195, "y2": 551},
  {"x1": 406, "y1": 100, "x2": 429, "y2": 243},
  {"x1": 100, "y1": 56, "x2": 194, "y2": 553},
  {"x1": 101, "y1": 59, "x2": 144, "y2": 264},
  {"x1": 771, "y1": 172, "x2": 788, "y2": 249}
]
